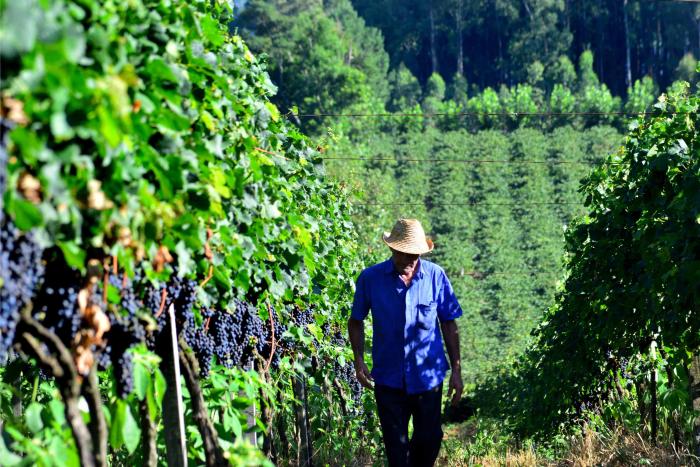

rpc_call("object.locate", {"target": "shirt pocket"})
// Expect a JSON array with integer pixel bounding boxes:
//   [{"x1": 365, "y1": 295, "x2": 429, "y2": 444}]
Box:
[{"x1": 416, "y1": 301, "x2": 438, "y2": 330}]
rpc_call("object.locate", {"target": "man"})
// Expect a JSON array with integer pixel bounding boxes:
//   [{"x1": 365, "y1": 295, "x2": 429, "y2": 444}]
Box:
[{"x1": 348, "y1": 218, "x2": 463, "y2": 466}]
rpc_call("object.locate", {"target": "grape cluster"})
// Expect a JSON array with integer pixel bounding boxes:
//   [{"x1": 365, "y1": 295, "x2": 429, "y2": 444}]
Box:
[
  {"x1": 33, "y1": 267, "x2": 82, "y2": 345},
  {"x1": 143, "y1": 274, "x2": 198, "y2": 349},
  {"x1": 108, "y1": 274, "x2": 142, "y2": 318},
  {"x1": 190, "y1": 328, "x2": 215, "y2": 377},
  {"x1": 0, "y1": 220, "x2": 45, "y2": 362},
  {"x1": 200, "y1": 307, "x2": 242, "y2": 370},
  {"x1": 330, "y1": 329, "x2": 347, "y2": 347},
  {"x1": 291, "y1": 305, "x2": 314, "y2": 328},
  {"x1": 327, "y1": 325, "x2": 363, "y2": 414},
  {"x1": 334, "y1": 359, "x2": 363, "y2": 414},
  {"x1": 184, "y1": 299, "x2": 287, "y2": 377},
  {"x1": 90, "y1": 269, "x2": 153, "y2": 397},
  {"x1": 237, "y1": 299, "x2": 267, "y2": 368},
  {"x1": 114, "y1": 352, "x2": 134, "y2": 399},
  {"x1": 113, "y1": 270, "x2": 289, "y2": 378},
  {"x1": 99, "y1": 317, "x2": 144, "y2": 398}
]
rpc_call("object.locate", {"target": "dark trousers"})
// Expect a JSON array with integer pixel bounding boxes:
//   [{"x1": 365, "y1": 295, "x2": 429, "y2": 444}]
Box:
[{"x1": 374, "y1": 384, "x2": 443, "y2": 467}]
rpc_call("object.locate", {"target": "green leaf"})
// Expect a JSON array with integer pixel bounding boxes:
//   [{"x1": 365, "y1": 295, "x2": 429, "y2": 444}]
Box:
[
  {"x1": 57, "y1": 241, "x2": 86, "y2": 272},
  {"x1": 200, "y1": 14, "x2": 225, "y2": 47},
  {"x1": 48, "y1": 435, "x2": 78, "y2": 467},
  {"x1": 108, "y1": 400, "x2": 141, "y2": 454},
  {"x1": 97, "y1": 106, "x2": 121, "y2": 147},
  {"x1": 133, "y1": 360, "x2": 150, "y2": 401},
  {"x1": 145, "y1": 57, "x2": 178, "y2": 83},
  {"x1": 109, "y1": 401, "x2": 126, "y2": 450},
  {"x1": 48, "y1": 399, "x2": 65, "y2": 426},
  {"x1": 200, "y1": 110, "x2": 217, "y2": 132},
  {"x1": 122, "y1": 404, "x2": 141, "y2": 454},
  {"x1": 0, "y1": 433, "x2": 22, "y2": 466},
  {"x1": 25, "y1": 402, "x2": 44, "y2": 433},
  {"x1": 228, "y1": 410, "x2": 243, "y2": 439},
  {"x1": 154, "y1": 369, "x2": 166, "y2": 409},
  {"x1": 50, "y1": 111, "x2": 74, "y2": 140},
  {"x1": 9, "y1": 198, "x2": 43, "y2": 230}
]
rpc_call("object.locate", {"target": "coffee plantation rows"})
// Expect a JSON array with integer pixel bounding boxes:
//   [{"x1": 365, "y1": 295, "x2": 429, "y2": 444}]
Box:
[{"x1": 0, "y1": 0, "x2": 377, "y2": 465}]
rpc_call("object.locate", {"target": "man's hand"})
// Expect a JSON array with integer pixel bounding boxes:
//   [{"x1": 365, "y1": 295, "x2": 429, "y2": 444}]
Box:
[
  {"x1": 447, "y1": 370, "x2": 463, "y2": 407},
  {"x1": 353, "y1": 359, "x2": 374, "y2": 389}
]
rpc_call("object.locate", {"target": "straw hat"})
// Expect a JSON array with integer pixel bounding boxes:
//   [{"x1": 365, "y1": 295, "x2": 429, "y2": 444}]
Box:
[{"x1": 382, "y1": 219, "x2": 434, "y2": 255}]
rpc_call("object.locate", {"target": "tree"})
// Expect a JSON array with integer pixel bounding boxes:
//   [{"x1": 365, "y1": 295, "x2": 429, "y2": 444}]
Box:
[
  {"x1": 545, "y1": 55, "x2": 577, "y2": 90},
  {"x1": 236, "y1": 0, "x2": 389, "y2": 130},
  {"x1": 422, "y1": 72, "x2": 447, "y2": 126},
  {"x1": 674, "y1": 53, "x2": 699, "y2": 88},
  {"x1": 508, "y1": 0, "x2": 572, "y2": 81},
  {"x1": 577, "y1": 50, "x2": 600, "y2": 91},
  {"x1": 387, "y1": 63, "x2": 422, "y2": 111},
  {"x1": 446, "y1": 72, "x2": 469, "y2": 107},
  {"x1": 624, "y1": 76, "x2": 657, "y2": 114}
]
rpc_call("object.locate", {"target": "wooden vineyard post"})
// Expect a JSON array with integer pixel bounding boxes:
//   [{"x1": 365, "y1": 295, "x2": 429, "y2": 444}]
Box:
[
  {"x1": 245, "y1": 361, "x2": 258, "y2": 447},
  {"x1": 293, "y1": 373, "x2": 313, "y2": 467},
  {"x1": 690, "y1": 354, "x2": 700, "y2": 457},
  {"x1": 650, "y1": 337, "x2": 658, "y2": 445},
  {"x1": 160, "y1": 304, "x2": 188, "y2": 467}
]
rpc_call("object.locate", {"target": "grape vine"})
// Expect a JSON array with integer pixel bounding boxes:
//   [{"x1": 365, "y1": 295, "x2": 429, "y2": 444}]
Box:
[{"x1": 0, "y1": 0, "x2": 369, "y2": 463}]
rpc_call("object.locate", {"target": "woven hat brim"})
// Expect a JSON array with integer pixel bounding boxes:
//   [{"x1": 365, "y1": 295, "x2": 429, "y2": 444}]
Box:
[{"x1": 382, "y1": 232, "x2": 434, "y2": 255}]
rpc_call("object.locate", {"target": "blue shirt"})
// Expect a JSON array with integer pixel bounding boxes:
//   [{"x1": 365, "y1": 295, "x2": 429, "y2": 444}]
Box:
[{"x1": 350, "y1": 258, "x2": 463, "y2": 394}]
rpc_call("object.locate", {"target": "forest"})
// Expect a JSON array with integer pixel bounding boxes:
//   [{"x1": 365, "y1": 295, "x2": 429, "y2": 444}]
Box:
[{"x1": 0, "y1": 0, "x2": 698, "y2": 465}]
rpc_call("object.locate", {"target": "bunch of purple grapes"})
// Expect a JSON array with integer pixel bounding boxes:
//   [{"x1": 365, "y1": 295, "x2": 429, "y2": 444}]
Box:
[
  {"x1": 333, "y1": 358, "x2": 363, "y2": 414},
  {"x1": 97, "y1": 273, "x2": 147, "y2": 398},
  {"x1": 32, "y1": 257, "x2": 83, "y2": 346},
  {"x1": 237, "y1": 299, "x2": 267, "y2": 368},
  {"x1": 327, "y1": 325, "x2": 362, "y2": 413},
  {"x1": 0, "y1": 220, "x2": 45, "y2": 362},
  {"x1": 91, "y1": 270, "x2": 153, "y2": 397},
  {"x1": 330, "y1": 329, "x2": 347, "y2": 347},
  {"x1": 100, "y1": 317, "x2": 145, "y2": 398},
  {"x1": 108, "y1": 273, "x2": 142, "y2": 318},
  {"x1": 142, "y1": 274, "x2": 198, "y2": 349},
  {"x1": 190, "y1": 328, "x2": 215, "y2": 376},
  {"x1": 198, "y1": 307, "x2": 243, "y2": 371},
  {"x1": 291, "y1": 305, "x2": 314, "y2": 328},
  {"x1": 186, "y1": 299, "x2": 281, "y2": 376}
]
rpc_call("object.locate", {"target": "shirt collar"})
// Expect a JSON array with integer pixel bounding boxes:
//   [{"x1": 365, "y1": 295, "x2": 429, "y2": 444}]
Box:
[{"x1": 383, "y1": 258, "x2": 425, "y2": 279}]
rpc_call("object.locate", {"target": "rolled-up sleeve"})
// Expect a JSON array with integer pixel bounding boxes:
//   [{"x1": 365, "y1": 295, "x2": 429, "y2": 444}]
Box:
[
  {"x1": 437, "y1": 270, "x2": 462, "y2": 322},
  {"x1": 350, "y1": 270, "x2": 371, "y2": 320}
]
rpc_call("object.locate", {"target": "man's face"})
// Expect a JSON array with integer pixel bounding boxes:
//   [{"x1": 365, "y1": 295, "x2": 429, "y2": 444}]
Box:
[{"x1": 390, "y1": 249, "x2": 420, "y2": 275}]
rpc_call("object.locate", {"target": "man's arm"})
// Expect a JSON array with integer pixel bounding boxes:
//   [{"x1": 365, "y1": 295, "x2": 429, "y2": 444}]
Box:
[
  {"x1": 348, "y1": 318, "x2": 373, "y2": 389},
  {"x1": 440, "y1": 320, "x2": 463, "y2": 406}
]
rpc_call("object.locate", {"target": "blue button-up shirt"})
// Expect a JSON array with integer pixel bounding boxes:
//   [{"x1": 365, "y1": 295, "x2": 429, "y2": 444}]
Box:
[{"x1": 350, "y1": 258, "x2": 463, "y2": 394}]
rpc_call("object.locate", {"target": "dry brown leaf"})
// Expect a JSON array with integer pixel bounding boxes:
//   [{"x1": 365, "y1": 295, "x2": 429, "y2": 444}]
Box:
[
  {"x1": 153, "y1": 245, "x2": 173, "y2": 272},
  {"x1": 1, "y1": 95, "x2": 29, "y2": 125},
  {"x1": 72, "y1": 329, "x2": 98, "y2": 375},
  {"x1": 77, "y1": 288, "x2": 90, "y2": 316},
  {"x1": 18, "y1": 172, "x2": 41, "y2": 203},
  {"x1": 87, "y1": 180, "x2": 114, "y2": 210},
  {"x1": 118, "y1": 226, "x2": 132, "y2": 248},
  {"x1": 90, "y1": 306, "x2": 111, "y2": 340},
  {"x1": 74, "y1": 346, "x2": 94, "y2": 376}
]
